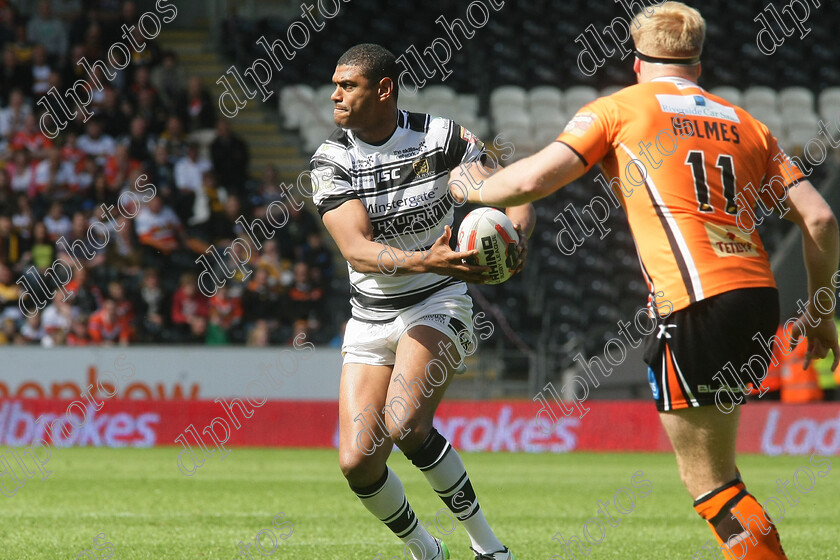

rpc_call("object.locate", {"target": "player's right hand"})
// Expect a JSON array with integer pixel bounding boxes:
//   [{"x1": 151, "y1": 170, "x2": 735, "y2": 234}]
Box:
[{"x1": 424, "y1": 225, "x2": 489, "y2": 283}]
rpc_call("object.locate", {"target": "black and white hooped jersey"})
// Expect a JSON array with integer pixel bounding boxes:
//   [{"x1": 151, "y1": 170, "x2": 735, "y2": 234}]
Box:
[{"x1": 310, "y1": 110, "x2": 486, "y2": 322}]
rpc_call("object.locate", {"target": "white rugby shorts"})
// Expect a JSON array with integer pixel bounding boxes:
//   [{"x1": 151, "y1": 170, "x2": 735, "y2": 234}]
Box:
[{"x1": 342, "y1": 284, "x2": 475, "y2": 371}]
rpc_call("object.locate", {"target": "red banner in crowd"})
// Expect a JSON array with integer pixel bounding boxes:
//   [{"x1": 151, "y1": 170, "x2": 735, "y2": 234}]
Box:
[{"x1": 0, "y1": 399, "x2": 838, "y2": 456}]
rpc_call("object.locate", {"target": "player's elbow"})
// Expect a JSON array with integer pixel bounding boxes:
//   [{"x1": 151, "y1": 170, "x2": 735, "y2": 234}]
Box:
[
  {"x1": 346, "y1": 254, "x2": 384, "y2": 275},
  {"x1": 805, "y1": 204, "x2": 839, "y2": 241}
]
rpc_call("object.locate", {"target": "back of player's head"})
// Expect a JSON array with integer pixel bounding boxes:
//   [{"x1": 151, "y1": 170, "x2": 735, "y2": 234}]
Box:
[
  {"x1": 337, "y1": 43, "x2": 399, "y2": 101},
  {"x1": 631, "y1": 1, "x2": 705, "y2": 61}
]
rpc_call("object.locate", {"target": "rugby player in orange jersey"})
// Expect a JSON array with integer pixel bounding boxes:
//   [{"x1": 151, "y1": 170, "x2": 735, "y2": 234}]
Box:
[{"x1": 453, "y1": 3, "x2": 839, "y2": 558}]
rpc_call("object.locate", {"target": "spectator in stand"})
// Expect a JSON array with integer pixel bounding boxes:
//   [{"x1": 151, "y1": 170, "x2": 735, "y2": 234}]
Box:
[
  {"x1": 108, "y1": 281, "x2": 135, "y2": 334},
  {"x1": 159, "y1": 115, "x2": 187, "y2": 161},
  {"x1": 0, "y1": 263, "x2": 21, "y2": 314},
  {"x1": 255, "y1": 239, "x2": 291, "y2": 291},
  {"x1": 52, "y1": 0, "x2": 83, "y2": 30},
  {"x1": 0, "y1": 169, "x2": 14, "y2": 213},
  {"x1": 7, "y1": 148, "x2": 35, "y2": 195},
  {"x1": 10, "y1": 23, "x2": 33, "y2": 66},
  {"x1": 63, "y1": 212, "x2": 105, "y2": 270},
  {"x1": 210, "y1": 119, "x2": 249, "y2": 197},
  {"x1": 61, "y1": 130, "x2": 85, "y2": 166},
  {"x1": 43, "y1": 201, "x2": 71, "y2": 242},
  {"x1": 26, "y1": 1, "x2": 68, "y2": 61},
  {"x1": 21, "y1": 314, "x2": 45, "y2": 344},
  {"x1": 11, "y1": 194, "x2": 33, "y2": 236},
  {"x1": 0, "y1": 318, "x2": 18, "y2": 345},
  {"x1": 171, "y1": 272, "x2": 207, "y2": 343},
  {"x1": 178, "y1": 76, "x2": 216, "y2": 132},
  {"x1": 207, "y1": 284, "x2": 242, "y2": 338},
  {"x1": 34, "y1": 145, "x2": 76, "y2": 200},
  {"x1": 77, "y1": 118, "x2": 116, "y2": 165},
  {"x1": 0, "y1": 215, "x2": 25, "y2": 270},
  {"x1": 125, "y1": 115, "x2": 154, "y2": 164},
  {"x1": 89, "y1": 0, "x2": 122, "y2": 46},
  {"x1": 147, "y1": 142, "x2": 176, "y2": 200},
  {"x1": 246, "y1": 318, "x2": 270, "y2": 347},
  {"x1": 211, "y1": 193, "x2": 243, "y2": 242},
  {"x1": 242, "y1": 267, "x2": 284, "y2": 327},
  {"x1": 88, "y1": 298, "x2": 130, "y2": 345},
  {"x1": 174, "y1": 141, "x2": 212, "y2": 226},
  {"x1": 40, "y1": 70, "x2": 67, "y2": 118},
  {"x1": 134, "y1": 268, "x2": 165, "y2": 342},
  {"x1": 29, "y1": 221, "x2": 54, "y2": 271},
  {"x1": 66, "y1": 316, "x2": 89, "y2": 346},
  {"x1": 0, "y1": 6, "x2": 16, "y2": 60},
  {"x1": 128, "y1": 66, "x2": 157, "y2": 105},
  {"x1": 99, "y1": 87, "x2": 131, "y2": 138},
  {"x1": 61, "y1": 43, "x2": 87, "y2": 87},
  {"x1": 279, "y1": 204, "x2": 318, "y2": 261},
  {"x1": 104, "y1": 144, "x2": 140, "y2": 190},
  {"x1": 29, "y1": 44, "x2": 52, "y2": 97},
  {"x1": 301, "y1": 231, "x2": 333, "y2": 284},
  {"x1": 127, "y1": 25, "x2": 159, "y2": 70},
  {"x1": 11, "y1": 113, "x2": 53, "y2": 160},
  {"x1": 0, "y1": 88, "x2": 31, "y2": 141},
  {"x1": 255, "y1": 163, "x2": 282, "y2": 202},
  {"x1": 205, "y1": 306, "x2": 228, "y2": 345},
  {"x1": 289, "y1": 318, "x2": 310, "y2": 346},
  {"x1": 135, "y1": 88, "x2": 167, "y2": 136},
  {"x1": 64, "y1": 267, "x2": 101, "y2": 315},
  {"x1": 288, "y1": 261, "x2": 323, "y2": 321},
  {"x1": 151, "y1": 50, "x2": 185, "y2": 111},
  {"x1": 90, "y1": 170, "x2": 117, "y2": 208},
  {"x1": 134, "y1": 195, "x2": 187, "y2": 263},
  {"x1": 42, "y1": 297, "x2": 76, "y2": 338}
]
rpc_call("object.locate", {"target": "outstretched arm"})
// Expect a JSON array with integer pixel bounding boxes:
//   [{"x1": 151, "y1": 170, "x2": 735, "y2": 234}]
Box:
[
  {"x1": 451, "y1": 142, "x2": 588, "y2": 207},
  {"x1": 782, "y1": 179, "x2": 840, "y2": 369}
]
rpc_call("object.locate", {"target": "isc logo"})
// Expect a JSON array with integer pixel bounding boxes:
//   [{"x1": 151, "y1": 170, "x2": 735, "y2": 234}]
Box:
[{"x1": 377, "y1": 169, "x2": 401, "y2": 182}]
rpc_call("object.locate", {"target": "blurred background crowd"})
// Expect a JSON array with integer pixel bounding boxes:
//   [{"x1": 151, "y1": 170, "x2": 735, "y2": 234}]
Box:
[{"x1": 0, "y1": 0, "x2": 338, "y2": 348}]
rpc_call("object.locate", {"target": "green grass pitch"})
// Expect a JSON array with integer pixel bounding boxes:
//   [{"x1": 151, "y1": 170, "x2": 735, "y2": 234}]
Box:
[{"x1": 3, "y1": 448, "x2": 838, "y2": 559}]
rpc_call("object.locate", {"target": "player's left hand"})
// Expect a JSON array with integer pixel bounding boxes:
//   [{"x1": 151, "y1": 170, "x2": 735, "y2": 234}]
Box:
[
  {"x1": 511, "y1": 224, "x2": 528, "y2": 274},
  {"x1": 789, "y1": 311, "x2": 840, "y2": 370}
]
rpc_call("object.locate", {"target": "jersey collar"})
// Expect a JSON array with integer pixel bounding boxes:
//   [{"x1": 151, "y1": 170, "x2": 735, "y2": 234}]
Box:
[{"x1": 650, "y1": 76, "x2": 705, "y2": 91}]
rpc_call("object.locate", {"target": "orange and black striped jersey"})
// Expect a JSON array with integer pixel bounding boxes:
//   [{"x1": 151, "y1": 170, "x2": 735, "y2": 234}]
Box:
[{"x1": 557, "y1": 76, "x2": 805, "y2": 314}]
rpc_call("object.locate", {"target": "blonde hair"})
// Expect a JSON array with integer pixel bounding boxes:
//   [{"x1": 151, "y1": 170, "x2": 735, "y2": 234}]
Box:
[{"x1": 631, "y1": 2, "x2": 705, "y2": 60}]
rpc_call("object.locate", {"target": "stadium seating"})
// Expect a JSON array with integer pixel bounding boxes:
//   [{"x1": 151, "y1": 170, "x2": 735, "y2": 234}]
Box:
[
  {"x1": 563, "y1": 86, "x2": 599, "y2": 114},
  {"x1": 818, "y1": 88, "x2": 840, "y2": 120},
  {"x1": 709, "y1": 86, "x2": 743, "y2": 107}
]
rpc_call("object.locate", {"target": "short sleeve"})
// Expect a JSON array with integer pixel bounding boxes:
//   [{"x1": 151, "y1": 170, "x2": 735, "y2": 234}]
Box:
[
  {"x1": 309, "y1": 143, "x2": 356, "y2": 217},
  {"x1": 443, "y1": 121, "x2": 486, "y2": 169},
  {"x1": 555, "y1": 98, "x2": 614, "y2": 170},
  {"x1": 759, "y1": 132, "x2": 805, "y2": 209}
]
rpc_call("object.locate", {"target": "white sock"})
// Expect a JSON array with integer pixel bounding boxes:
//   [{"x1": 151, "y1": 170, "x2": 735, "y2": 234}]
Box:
[
  {"x1": 351, "y1": 467, "x2": 439, "y2": 559},
  {"x1": 406, "y1": 429, "x2": 504, "y2": 554}
]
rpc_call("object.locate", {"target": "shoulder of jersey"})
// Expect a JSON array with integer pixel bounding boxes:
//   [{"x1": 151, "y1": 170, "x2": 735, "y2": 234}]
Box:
[
  {"x1": 398, "y1": 109, "x2": 439, "y2": 134},
  {"x1": 312, "y1": 130, "x2": 352, "y2": 164}
]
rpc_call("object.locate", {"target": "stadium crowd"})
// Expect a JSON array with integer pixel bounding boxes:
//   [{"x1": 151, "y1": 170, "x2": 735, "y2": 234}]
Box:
[{"x1": 0, "y1": 0, "x2": 336, "y2": 347}]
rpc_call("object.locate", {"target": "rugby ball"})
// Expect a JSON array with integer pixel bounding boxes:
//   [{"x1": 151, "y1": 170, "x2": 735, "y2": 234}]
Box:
[{"x1": 457, "y1": 207, "x2": 520, "y2": 285}]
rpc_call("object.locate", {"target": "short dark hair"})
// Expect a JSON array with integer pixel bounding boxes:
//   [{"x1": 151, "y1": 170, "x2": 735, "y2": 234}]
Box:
[{"x1": 336, "y1": 43, "x2": 399, "y2": 101}]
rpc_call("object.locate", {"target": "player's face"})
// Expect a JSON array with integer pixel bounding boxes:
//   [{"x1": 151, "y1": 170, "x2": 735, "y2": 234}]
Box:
[{"x1": 330, "y1": 65, "x2": 382, "y2": 131}]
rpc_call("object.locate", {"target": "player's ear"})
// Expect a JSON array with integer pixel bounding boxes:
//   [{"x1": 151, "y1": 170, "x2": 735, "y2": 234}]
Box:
[
  {"x1": 379, "y1": 77, "x2": 395, "y2": 102},
  {"x1": 633, "y1": 57, "x2": 641, "y2": 74}
]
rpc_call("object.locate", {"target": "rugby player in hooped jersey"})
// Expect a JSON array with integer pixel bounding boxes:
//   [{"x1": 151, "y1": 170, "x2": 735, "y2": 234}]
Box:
[
  {"x1": 310, "y1": 44, "x2": 534, "y2": 560},
  {"x1": 453, "y1": 3, "x2": 839, "y2": 559}
]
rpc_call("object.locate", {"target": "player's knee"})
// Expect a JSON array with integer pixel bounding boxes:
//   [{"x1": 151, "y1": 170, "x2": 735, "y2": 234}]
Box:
[
  {"x1": 389, "y1": 417, "x2": 431, "y2": 451},
  {"x1": 339, "y1": 449, "x2": 377, "y2": 483}
]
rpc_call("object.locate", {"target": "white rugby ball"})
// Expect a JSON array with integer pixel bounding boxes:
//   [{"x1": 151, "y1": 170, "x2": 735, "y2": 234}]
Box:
[{"x1": 457, "y1": 207, "x2": 520, "y2": 285}]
